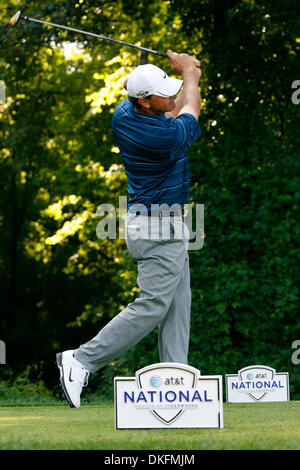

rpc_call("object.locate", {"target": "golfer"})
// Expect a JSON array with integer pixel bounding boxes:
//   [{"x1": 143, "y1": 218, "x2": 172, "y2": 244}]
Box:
[{"x1": 56, "y1": 50, "x2": 202, "y2": 408}]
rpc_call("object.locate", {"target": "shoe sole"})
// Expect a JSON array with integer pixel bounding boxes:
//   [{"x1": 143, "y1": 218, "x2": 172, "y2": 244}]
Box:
[{"x1": 56, "y1": 352, "x2": 76, "y2": 408}]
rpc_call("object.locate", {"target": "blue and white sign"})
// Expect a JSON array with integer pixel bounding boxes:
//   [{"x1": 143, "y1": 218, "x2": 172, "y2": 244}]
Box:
[
  {"x1": 114, "y1": 363, "x2": 223, "y2": 429},
  {"x1": 226, "y1": 365, "x2": 289, "y2": 402}
]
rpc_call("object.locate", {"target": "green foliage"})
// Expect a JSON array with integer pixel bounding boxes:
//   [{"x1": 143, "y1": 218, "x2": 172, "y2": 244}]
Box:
[
  {"x1": 0, "y1": 364, "x2": 56, "y2": 405},
  {"x1": 0, "y1": 0, "x2": 299, "y2": 400}
]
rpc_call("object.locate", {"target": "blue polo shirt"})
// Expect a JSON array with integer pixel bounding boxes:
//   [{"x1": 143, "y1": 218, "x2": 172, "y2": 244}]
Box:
[{"x1": 111, "y1": 99, "x2": 201, "y2": 210}]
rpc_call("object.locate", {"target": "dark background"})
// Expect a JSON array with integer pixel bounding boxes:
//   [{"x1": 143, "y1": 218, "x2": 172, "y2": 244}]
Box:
[{"x1": 0, "y1": 0, "x2": 299, "y2": 399}]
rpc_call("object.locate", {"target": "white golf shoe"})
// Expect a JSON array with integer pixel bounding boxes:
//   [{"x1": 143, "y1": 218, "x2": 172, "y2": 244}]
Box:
[{"x1": 56, "y1": 350, "x2": 90, "y2": 408}]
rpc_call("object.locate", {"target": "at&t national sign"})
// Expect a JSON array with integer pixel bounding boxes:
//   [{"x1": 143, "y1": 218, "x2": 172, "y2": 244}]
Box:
[
  {"x1": 114, "y1": 363, "x2": 223, "y2": 429},
  {"x1": 226, "y1": 365, "x2": 289, "y2": 402}
]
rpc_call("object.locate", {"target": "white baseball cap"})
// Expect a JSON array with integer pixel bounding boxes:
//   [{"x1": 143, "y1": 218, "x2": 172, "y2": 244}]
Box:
[{"x1": 127, "y1": 64, "x2": 183, "y2": 98}]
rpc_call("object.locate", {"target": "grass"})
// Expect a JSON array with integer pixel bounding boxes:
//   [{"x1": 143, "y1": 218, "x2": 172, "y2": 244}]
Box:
[{"x1": 0, "y1": 401, "x2": 299, "y2": 450}]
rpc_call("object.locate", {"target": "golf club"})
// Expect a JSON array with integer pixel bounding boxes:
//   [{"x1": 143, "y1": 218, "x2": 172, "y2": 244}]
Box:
[{"x1": 9, "y1": 10, "x2": 168, "y2": 58}]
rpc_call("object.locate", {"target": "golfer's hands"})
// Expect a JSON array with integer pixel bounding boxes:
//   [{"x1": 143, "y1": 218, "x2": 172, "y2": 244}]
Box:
[
  {"x1": 167, "y1": 50, "x2": 201, "y2": 79},
  {"x1": 166, "y1": 49, "x2": 201, "y2": 120}
]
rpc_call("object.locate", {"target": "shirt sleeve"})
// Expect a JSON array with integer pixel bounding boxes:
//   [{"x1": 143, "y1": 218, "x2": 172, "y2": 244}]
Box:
[{"x1": 168, "y1": 113, "x2": 201, "y2": 160}]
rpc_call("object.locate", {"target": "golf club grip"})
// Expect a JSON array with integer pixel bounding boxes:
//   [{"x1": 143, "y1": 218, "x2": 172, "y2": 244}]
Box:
[{"x1": 156, "y1": 51, "x2": 169, "y2": 58}]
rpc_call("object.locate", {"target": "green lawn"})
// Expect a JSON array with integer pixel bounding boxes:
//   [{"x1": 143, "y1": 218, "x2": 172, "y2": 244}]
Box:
[{"x1": 0, "y1": 401, "x2": 299, "y2": 450}]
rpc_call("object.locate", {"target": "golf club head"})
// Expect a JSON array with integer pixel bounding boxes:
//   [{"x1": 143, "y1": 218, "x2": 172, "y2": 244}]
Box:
[{"x1": 10, "y1": 10, "x2": 21, "y2": 27}]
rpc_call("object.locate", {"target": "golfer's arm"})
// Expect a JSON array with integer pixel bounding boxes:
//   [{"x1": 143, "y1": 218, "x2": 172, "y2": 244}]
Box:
[
  {"x1": 166, "y1": 69, "x2": 201, "y2": 120},
  {"x1": 177, "y1": 68, "x2": 201, "y2": 120}
]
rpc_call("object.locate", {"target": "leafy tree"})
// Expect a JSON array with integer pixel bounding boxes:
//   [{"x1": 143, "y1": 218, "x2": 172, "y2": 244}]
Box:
[{"x1": 0, "y1": 0, "x2": 299, "y2": 399}]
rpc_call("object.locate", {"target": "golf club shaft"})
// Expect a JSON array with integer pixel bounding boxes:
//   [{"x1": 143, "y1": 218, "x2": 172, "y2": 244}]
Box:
[{"x1": 21, "y1": 15, "x2": 168, "y2": 58}]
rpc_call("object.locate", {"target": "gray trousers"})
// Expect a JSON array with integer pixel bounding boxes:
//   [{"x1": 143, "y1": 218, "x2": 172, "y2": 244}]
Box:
[{"x1": 73, "y1": 212, "x2": 191, "y2": 374}]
